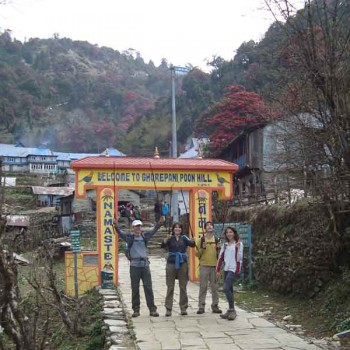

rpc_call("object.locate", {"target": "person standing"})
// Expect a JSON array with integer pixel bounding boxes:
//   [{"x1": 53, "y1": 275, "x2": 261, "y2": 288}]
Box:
[
  {"x1": 161, "y1": 200, "x2": 170, "y2": 228},
  {"x1": 154, "y1": 200, "x2": 161, "y2": 223},
  {"x1": 113, "y1": 216, "x2": 165, "y2": 317},
  {"x1": 161, "y1": 222, "x2": 196, "y2": 316},
  {"x1": 196, "y1": 221, "x2": 222, "y2": 314},
  {"x1": 216, "y1": 226, "x2": 243, "y2": 321},
  {"x1": 133, "y1": 206, "x2": 141, "y2": 220}
]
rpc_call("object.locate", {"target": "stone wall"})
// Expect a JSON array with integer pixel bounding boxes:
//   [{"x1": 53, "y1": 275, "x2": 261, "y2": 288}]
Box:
[{"x1": 229, "y1": 203, "x2": 343, "y2": 296}]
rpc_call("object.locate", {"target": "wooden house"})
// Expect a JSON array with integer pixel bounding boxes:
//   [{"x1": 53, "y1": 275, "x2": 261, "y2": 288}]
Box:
[{"x1": 218, "y1": 121, "x2": 308, "y2": 205}]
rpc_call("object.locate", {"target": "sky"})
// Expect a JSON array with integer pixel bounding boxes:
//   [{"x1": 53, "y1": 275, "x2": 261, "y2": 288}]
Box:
[{"x1": 1, "y1": 0, "x2": 280, "y2": 71}]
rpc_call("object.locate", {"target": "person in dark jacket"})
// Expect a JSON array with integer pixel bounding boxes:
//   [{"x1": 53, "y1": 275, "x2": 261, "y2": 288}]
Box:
[
  {"x1": 114, "y1": 216, "x2": 165, "y2": 318},
  {"x1": 161, "y1": 222, "x2": 196, "y2": 316},
  {"x1": 154, "y1": 200, "x2": 161, "y2": 223}
]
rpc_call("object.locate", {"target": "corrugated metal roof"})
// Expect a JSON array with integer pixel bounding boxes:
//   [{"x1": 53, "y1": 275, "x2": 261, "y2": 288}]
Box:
[
  {"x1": 31, "y1": 186, "x2": 75, "y2": 196},
  {"x1": 179, "y1": 148, "x2": 198, "y2": 159},
  {"x1": 2, "y1": 251, "x2": 30, "y2": 265},
  {"x1": 71, "y1": 156, "x2": 238, "y2": 171},
  {"x1": 54, "y1": 152, "x2": 100, "y2": 161},
  {"x1": 6, "y1": 215, "x2": 30, "y2": 227},
  {"x1": 19, "y1": 207, "x2": 57, "y2": 214},
  {"x1": 0, "y1": 143, "x2": 56, "y2": 157},
  {"x1": 100, "y1": 147, "x2": 126, "y2": 157},
  {"x1": 0, "y1": 143, "x2": 123, "y2": 160}
]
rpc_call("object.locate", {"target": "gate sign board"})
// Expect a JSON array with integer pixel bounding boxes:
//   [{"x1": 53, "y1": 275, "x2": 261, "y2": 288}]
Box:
[
  {"x1": 214, "y1": 223, "x2": 253, "y2": 281},
  {"x1": 68, "y1": 156, "x2": 238, "y2": 292}
]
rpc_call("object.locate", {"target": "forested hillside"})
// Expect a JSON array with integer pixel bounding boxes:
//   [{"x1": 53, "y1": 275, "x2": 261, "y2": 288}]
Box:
[
  {"x1": 0, "y1": 32, "x2": 174, "y2": 154},
  {"x1": 0, "y1": 25, "x2": 283, "y2": 156},
  {"x1": 1, "y1": 0, "x2": 349, "y2": 160}
]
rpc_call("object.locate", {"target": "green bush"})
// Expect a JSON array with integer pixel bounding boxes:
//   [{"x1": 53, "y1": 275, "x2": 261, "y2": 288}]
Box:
[{"x1": 336, "y1": 318, "x2": 350, "y2": 332}]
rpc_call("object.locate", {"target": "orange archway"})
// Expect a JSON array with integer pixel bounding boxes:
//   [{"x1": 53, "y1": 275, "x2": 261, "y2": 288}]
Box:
[{"x1": 65, "y1": 156, "x2": 238, "y2": 296}]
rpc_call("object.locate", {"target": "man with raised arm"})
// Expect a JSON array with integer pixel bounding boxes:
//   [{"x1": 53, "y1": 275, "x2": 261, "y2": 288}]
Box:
[{"x1": 113, "y1": 216, "x2": 165, "y2": 317}]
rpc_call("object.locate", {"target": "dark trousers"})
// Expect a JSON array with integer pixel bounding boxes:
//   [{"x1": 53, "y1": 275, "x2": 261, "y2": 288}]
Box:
[
  {"x1": 130, "y1": 266, "x2": 157, "y2": 312},
  {"x1": 165, "y1": 262, "x2": 188, "y2": 312},
  {"x1": 223, "y1": 271, "x2": 236, "y2": 309}
]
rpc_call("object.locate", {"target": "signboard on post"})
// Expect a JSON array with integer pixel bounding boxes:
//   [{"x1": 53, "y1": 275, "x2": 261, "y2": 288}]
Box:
[
  {"x1": 70, "y1": 230, "x2": 81, "y2": 253},
  {"x1": 70, "y1": 230, "x2": 81, "y2": 298},
  {"x1": 213, "y1": 222, "x2": 253, "y2": 281}
]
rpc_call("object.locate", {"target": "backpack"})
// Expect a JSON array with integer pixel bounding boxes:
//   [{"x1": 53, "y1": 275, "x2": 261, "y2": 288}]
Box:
[
  {"x1": 125, "y1": 233, "x2": 147, "y2": 261},
  {"x1": 217, "y1": 242, "x2": 228, "y2": 271},
  {"x1": 200, "y1": 235, "x2": 221, "y2": 258},
  {"x1": 162, "y1": 203, "x2": 169, "y2": 215}
]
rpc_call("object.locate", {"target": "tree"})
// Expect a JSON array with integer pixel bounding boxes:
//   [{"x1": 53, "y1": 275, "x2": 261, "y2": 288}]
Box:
[
  {"x1": 0, "y1": 160, "x2": 96, "y2": 349},
  {"x1": 195, "y1": 85, "x2": 272, "y2": 155},
  {"x1": 263, "y1": 0, "x2": 350, "y2": 226}
]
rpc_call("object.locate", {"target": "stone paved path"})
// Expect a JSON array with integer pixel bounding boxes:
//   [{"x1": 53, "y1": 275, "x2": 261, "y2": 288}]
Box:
[{"x1": 118, "y1": 255, "x2": 333, "y2": 350}]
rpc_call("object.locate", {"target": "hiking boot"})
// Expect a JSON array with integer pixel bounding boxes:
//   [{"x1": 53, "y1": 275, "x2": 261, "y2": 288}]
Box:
[
  {"x1": 181, "y1": 310, "x2": 188, "y2": 316},
  {"x1": 150, "y1": 310, "x2": 159, "y2": 317},
  {"x1": 220, "y1": 309, "x2": 230, "y2": 319},
  {"x1": 212, "y1": 305, "x2": 222, "y2": 314},
  {"x1": 165, "y1": 309, "x2": 172, "y2": 317},
  {"x1": 196, "y1": 308, "x2": 205, "y2": 314},
  {"x1": 132, "y1": 310, "x2": 140, "y2": 318},
  {"x1": 227, "y1": 309, "x2": 237, "y2": 321}
]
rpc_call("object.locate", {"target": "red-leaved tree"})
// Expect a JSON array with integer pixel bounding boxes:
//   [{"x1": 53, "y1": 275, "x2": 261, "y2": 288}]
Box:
[{"x1": 196, "y1": 85, "x2": 273, "y2": 154}]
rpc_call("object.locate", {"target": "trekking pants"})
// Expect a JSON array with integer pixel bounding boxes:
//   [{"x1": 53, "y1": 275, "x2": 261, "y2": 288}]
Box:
[
  {"x1": 130, "y1": 266, "x2": 157, "y2": 312},
  {"x1": 165, "y1": 262, "x2": 189, "y2": 312},
  {"x1": 198, "y1": 265, "x2": 219, "y2": 309}
]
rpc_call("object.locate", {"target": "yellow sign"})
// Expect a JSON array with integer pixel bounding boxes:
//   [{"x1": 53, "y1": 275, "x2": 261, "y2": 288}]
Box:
[
  {"x1": 65, "y1": 252, "x2": 99, "y2": 297},
  {"x1": 77, "y1": 169, "x2": 232, "y2": 198},
  {"x1": 98, "y1": 188, "x2": 117, "y2": 282}
]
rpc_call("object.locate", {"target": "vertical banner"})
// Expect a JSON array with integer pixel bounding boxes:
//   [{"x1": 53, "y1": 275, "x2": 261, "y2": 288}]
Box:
[
  {"x1": 97, "y1": 187, "x2": 118, "y2": 285},
  {"x1": 188, "y1": 189, "x2": 212, "y2": 281}
]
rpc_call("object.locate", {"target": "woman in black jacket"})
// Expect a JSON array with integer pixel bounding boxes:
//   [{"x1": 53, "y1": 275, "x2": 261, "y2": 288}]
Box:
[{"x1": 161, "y1": 222, "x2": 196, "y2": 316}]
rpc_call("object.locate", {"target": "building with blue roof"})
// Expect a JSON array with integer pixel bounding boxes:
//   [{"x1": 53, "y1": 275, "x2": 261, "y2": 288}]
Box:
[
  {"x1": 179, "y1": 138, "x2": 209, "y2": 159},
  {"x1": 0, "y1": 143, "x2": 125, "y2": 174}
]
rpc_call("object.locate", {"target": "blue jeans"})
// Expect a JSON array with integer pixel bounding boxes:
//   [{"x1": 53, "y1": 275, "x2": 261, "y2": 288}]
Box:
[{"x1": 223, "y1": 271, "x2": 236, "y2": 309}]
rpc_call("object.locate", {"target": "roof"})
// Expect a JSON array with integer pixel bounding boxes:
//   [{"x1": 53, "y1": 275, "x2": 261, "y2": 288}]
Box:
[
  {"x1": 71, "y1": 156, "x2": 238, "y2": 172},
  {"x1": 19, "y1": 207, "x2": 57, "y2": 214},
  {"x1": 6, "y1": 215, "x2": 30, "y2": 227},
  {"x1": 101, "y1": 147, "x2": 126, "y2": 157},
  {"x1": 0, "y1": 143, "x2": 56, "y2": 157},
  {"x1": 179, "y1": 138, "x2": 209, "y2": 159},
  {"x1": 179, "y1": 148, "x2": 199, "y2": 159},
  {"x1": 31, "y1": 186, "x2": 75, "y2": 196},
  {"x1": 0, "y1": 143, "x2": 124, "y2": 160},
  {"x1": 54, "y1": 151, "x2": 100, "y2": 161},
  {"x1": 2, "y1": 251, "x2": 30, "y2": 265}
]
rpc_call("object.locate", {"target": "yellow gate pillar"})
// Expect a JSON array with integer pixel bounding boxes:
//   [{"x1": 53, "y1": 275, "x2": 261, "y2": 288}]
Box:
[
  {"x1": 97, "y1": 186, "x2": 119, "y2": 284},
  {"x1": 189, "y1": 188, "x2": 212, "y2": 281}
]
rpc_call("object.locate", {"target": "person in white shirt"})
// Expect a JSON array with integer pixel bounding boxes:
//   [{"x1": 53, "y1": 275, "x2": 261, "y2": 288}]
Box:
[{"x1": 216, "y1": 226, "x2": 243, "y2": 320}]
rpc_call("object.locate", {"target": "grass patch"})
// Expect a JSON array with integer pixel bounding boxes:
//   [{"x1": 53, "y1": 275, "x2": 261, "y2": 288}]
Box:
[{"x1": 4, "y1": 187, "x2": 33, "y2": 200}]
